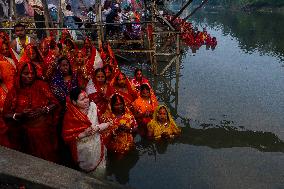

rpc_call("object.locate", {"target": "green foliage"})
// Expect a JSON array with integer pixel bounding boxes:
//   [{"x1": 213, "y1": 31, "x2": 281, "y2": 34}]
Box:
[{"x1": 206, "y1": 0, "x2": 284, "y2": 8}]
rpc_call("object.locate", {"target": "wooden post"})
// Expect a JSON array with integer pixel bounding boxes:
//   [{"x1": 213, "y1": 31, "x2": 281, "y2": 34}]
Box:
[
  {"x1": 170, "y1": 0, "x2": 193, "y2": 23},
  {"x1": 96, "y1": 0, "x2": 102, "y2": 45},
  {"x1": 151, "y1": 0, "x2": 157, "y2": 75},
  {"x1": 9, "y1": 0, "x2": 13, "y2": 39},
  {"x1": 183, "y1": 0, "x2": 208, "y2": 22},
  {"x1": 41, "y1": 0, "x2": 53, "y2": 36},
  {"x1": 57, "y1": 0, "x2": 62, "y2": 41}
]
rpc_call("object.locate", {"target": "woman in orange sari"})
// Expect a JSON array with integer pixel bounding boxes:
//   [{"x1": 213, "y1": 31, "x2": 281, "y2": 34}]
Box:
[
  {"x1": 0, "y1": 67, "x2": 10, "y2": 147},
  {"x1": 62, "y1": 88, "x2": 110, "y2": 174},
  {"x1": 110, "y1": 72, "x2": 138, "y2": 108},
  {"x1": 0, "y1": 39, "x2": 17, "y2": 90},
  {"x1": 100, "y1": 94, "x2": 138, "y2": 155},
  {"x1": 19, "y1": 43, "x2": 44, "y2": 79},
  {"x1": 147, "y1": 105, "x2": 181, "y2": 140},
  {"x1": 132, "y1": 83, "x2": 158, "y2": 136},
  {"x1": 3, "y1": 62, "x2": 60, "y2": 162}
]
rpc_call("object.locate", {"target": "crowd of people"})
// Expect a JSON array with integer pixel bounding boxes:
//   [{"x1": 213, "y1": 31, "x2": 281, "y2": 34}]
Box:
[
  {"x1": 0, "y1": 22, "x2": 181, "y2": 176},
  {"x1": 12, "y1": 0, "x2": 144, "y2": 41},
  {"x1": 165, "y1": 15, "x2": 217, "y2": 51}
]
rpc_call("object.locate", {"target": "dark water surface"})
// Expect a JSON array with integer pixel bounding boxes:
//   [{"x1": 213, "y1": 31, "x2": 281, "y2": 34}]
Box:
[{"x1": 109, "y1": 9, "x2": 284, "y2": 189}]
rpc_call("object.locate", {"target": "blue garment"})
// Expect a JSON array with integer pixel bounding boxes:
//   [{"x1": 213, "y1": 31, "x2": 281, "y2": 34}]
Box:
[{"x1": 50, "y1": 65, "x2": 78, "y2": 104}]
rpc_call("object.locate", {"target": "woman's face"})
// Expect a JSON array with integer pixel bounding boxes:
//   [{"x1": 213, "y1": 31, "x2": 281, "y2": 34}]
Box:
[
  {"x1": 21, "y1": 64, "x2": 36, "y2": 86},
  {"x1": 76, "y1": 52, "x2": 84, "y2": 64},
  {"x1": 157, "y1": 107, "x2": 168, "y2": 123},
  {"x1": 95, "y1": 71, "x2": 106, "y2": 84},
  {"x1": 113, "y1": 99, "x2": 125, "y2": 114},
  {"x1": 117, "y1": 74, "x2": 126, "y2": 87},
  {"x1": 104, "y1": 66, "x2": 112, "y2": 78},
  {"x1": 59, "y1": 59, "x2": 70, "y2": 76},
  {"x1": 84, "y1": 39, "x2": 92, "y2": 49},
  {"x1": 1, "y1": 43, "x2": 10, "y2": 57},
  {"x1": 135, "y1": 70, "x2": 142, "y2": 80},
  {"x1": 40, "y1": 41, "x2": 49, "y2": 56},
  {"x1": 141, "y1": 88, "x2": 150, "y2": 98},
  {"x1": 27, "y1": 46, "x2": 37, "y2": 60},
  {"x1": 75, "y1": 91, "x2": 90, "y2": 109}
]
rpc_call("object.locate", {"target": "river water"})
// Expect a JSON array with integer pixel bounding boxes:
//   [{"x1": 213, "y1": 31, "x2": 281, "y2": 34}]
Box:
[{"x1": 108, "y1": 9, "x2": 284, "y2": 189}]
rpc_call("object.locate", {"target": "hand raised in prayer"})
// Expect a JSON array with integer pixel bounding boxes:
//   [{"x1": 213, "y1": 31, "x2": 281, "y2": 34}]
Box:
[{"x1": 22, "y1": 108, "x2": 43, "y2": 119}]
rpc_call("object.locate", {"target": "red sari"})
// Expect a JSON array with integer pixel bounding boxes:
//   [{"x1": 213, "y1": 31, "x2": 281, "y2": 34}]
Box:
[
  {"x1": 0, "y1": 83, "x2": 10, "y2": 147},
  {"x1": 19, "y1": 44, "x2": 44, "y2": 79},
  {"x1": 110, "y1": 73, "x2": 138, "y2": 108},
  {"x1": 62, "y1": 100, "x2": 91, "y2": 162},
  {"x1": 86, "y1": 79, "x2": 114, "y2": 117},
  {"x1": 3, "y1": 62, "x2": 60, "y2": 162}
]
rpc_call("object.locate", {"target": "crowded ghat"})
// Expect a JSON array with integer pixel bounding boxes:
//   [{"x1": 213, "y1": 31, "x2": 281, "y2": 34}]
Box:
[{"x1": 0, "y1": 0, "x2": 216, "y2": 179}]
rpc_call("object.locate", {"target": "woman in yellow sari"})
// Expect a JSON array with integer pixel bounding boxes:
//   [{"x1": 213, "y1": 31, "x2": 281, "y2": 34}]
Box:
[{"x1": 147, "y1": 105, "x2": 181, "y2": 140}]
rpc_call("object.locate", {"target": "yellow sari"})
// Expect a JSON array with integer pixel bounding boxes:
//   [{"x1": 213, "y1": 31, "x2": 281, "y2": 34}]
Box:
[{"x1": 147, "y1": 105, "x2": 181, "y2": 140}]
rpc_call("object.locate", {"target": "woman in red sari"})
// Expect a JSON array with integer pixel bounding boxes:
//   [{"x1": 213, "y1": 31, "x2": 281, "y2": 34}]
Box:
[
  {"x1": 86, "y1": 68, "x2": 113, "y2": 117},
  {"x1": 82, "y1": 38, "x2": 103, "y2": 77},
  {"x1": 42, "y1": 39, "x2": 61, "y2": 81},
  {"x1": 99, "y1": 41, "x2": 119, "y2": 73},
  {"x1": 131, "y1": 68, "x2": 151, "y2": 91},
  {"x1": 62, "y1": 38, "x2": 77, "y2": 67},
  {"x1": 132, "y1": 83, "x2": 158, "y2": 136},
  {"x1": 0, "y1": 67, "x2": 11, "y2": 147},
  {"x1": 110, "y1": 72, "x2": 138, "y2": 108},
  {"x1": 3, "y1": 61, "x2": 60, "y2": 162},
  {"x1": 100, "y1": 94, "x2": 138, "y2": 155},
  {"x1": 19, "y1": 43, "x2": 44, "y2": 79},
  {"x1": 73, "y1": 50, "x2": 90, "y2": 88},
  {"x1": 103, "y1": 64, "x2": 115, "y2": 85},
  {"x1": 62, "y1": 88, "x2": 110, "y2": 174}
]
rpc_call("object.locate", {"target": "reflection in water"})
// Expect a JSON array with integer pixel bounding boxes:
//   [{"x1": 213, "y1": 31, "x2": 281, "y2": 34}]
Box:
[
  {"x1": 107, "y1": 150, "x2": 139, "y2": 185},
  {"x1": 192, "y1": 11, "x2": 284, "y2": 60},
  {"x1": 107, "y1": 125, "x2": 284, "y2": 185}
]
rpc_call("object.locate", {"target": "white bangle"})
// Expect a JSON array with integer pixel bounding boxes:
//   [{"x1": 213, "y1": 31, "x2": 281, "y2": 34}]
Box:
[{"x1": 13, "y1": 113, "x2": 18, "y2": 121}]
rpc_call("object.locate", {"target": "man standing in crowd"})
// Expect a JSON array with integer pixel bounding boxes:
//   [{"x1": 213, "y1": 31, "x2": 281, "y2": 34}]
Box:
[{"x1": 10, "y1": 23, "x2": 36, "y2": 57}]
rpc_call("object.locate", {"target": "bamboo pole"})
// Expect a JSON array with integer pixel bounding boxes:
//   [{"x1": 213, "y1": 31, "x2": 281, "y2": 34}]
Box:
[
  {"x1": 170, "y1": 0, "x2": 193, "y2": 23},
  {"x1": 41, "y1": 0, "x2": 53, "y2": 36},
  {"x1": 183, "y1": 0, "x2": 208, "y2": 22},
  {"x1": 151, "y1": 0, "x2": 157, "y2": 75},
  {"x1": 9, "y1": 0, "x2": 13, "y2": 39}
]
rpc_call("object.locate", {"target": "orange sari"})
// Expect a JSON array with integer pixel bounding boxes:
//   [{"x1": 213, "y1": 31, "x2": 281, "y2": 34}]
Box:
[
  {"x1": 132, "y1": 90, "x2": 158, "y2": 136},
  {"x1": 101, "y1": 110, "x2": 138, "y2": 155}
]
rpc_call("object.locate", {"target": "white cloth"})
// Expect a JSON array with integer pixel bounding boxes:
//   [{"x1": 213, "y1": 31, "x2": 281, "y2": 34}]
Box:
[
  {"x1": 85, "y1": 79, "x2": 97, "y2": 95},
  {"x1": 93, "y1": 49, "x2": 103, "y2": 70},
  {"x1": 76, "y1": 102, "x2": 110, "y2": 172}
]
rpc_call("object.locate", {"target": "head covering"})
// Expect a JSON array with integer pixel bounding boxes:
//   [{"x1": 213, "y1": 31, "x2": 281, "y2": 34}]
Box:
[
  {"x1": 50, "y1": 58, "x2": 78, "y2": 103},
  {"x1": 152, "y1": 105, "x2": 177, "y2": 128}
]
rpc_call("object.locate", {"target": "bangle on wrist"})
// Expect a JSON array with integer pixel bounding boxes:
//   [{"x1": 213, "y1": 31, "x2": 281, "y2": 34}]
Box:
[{"x1": 13, "y1": 113, "x2": 18, "y2": 121}]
